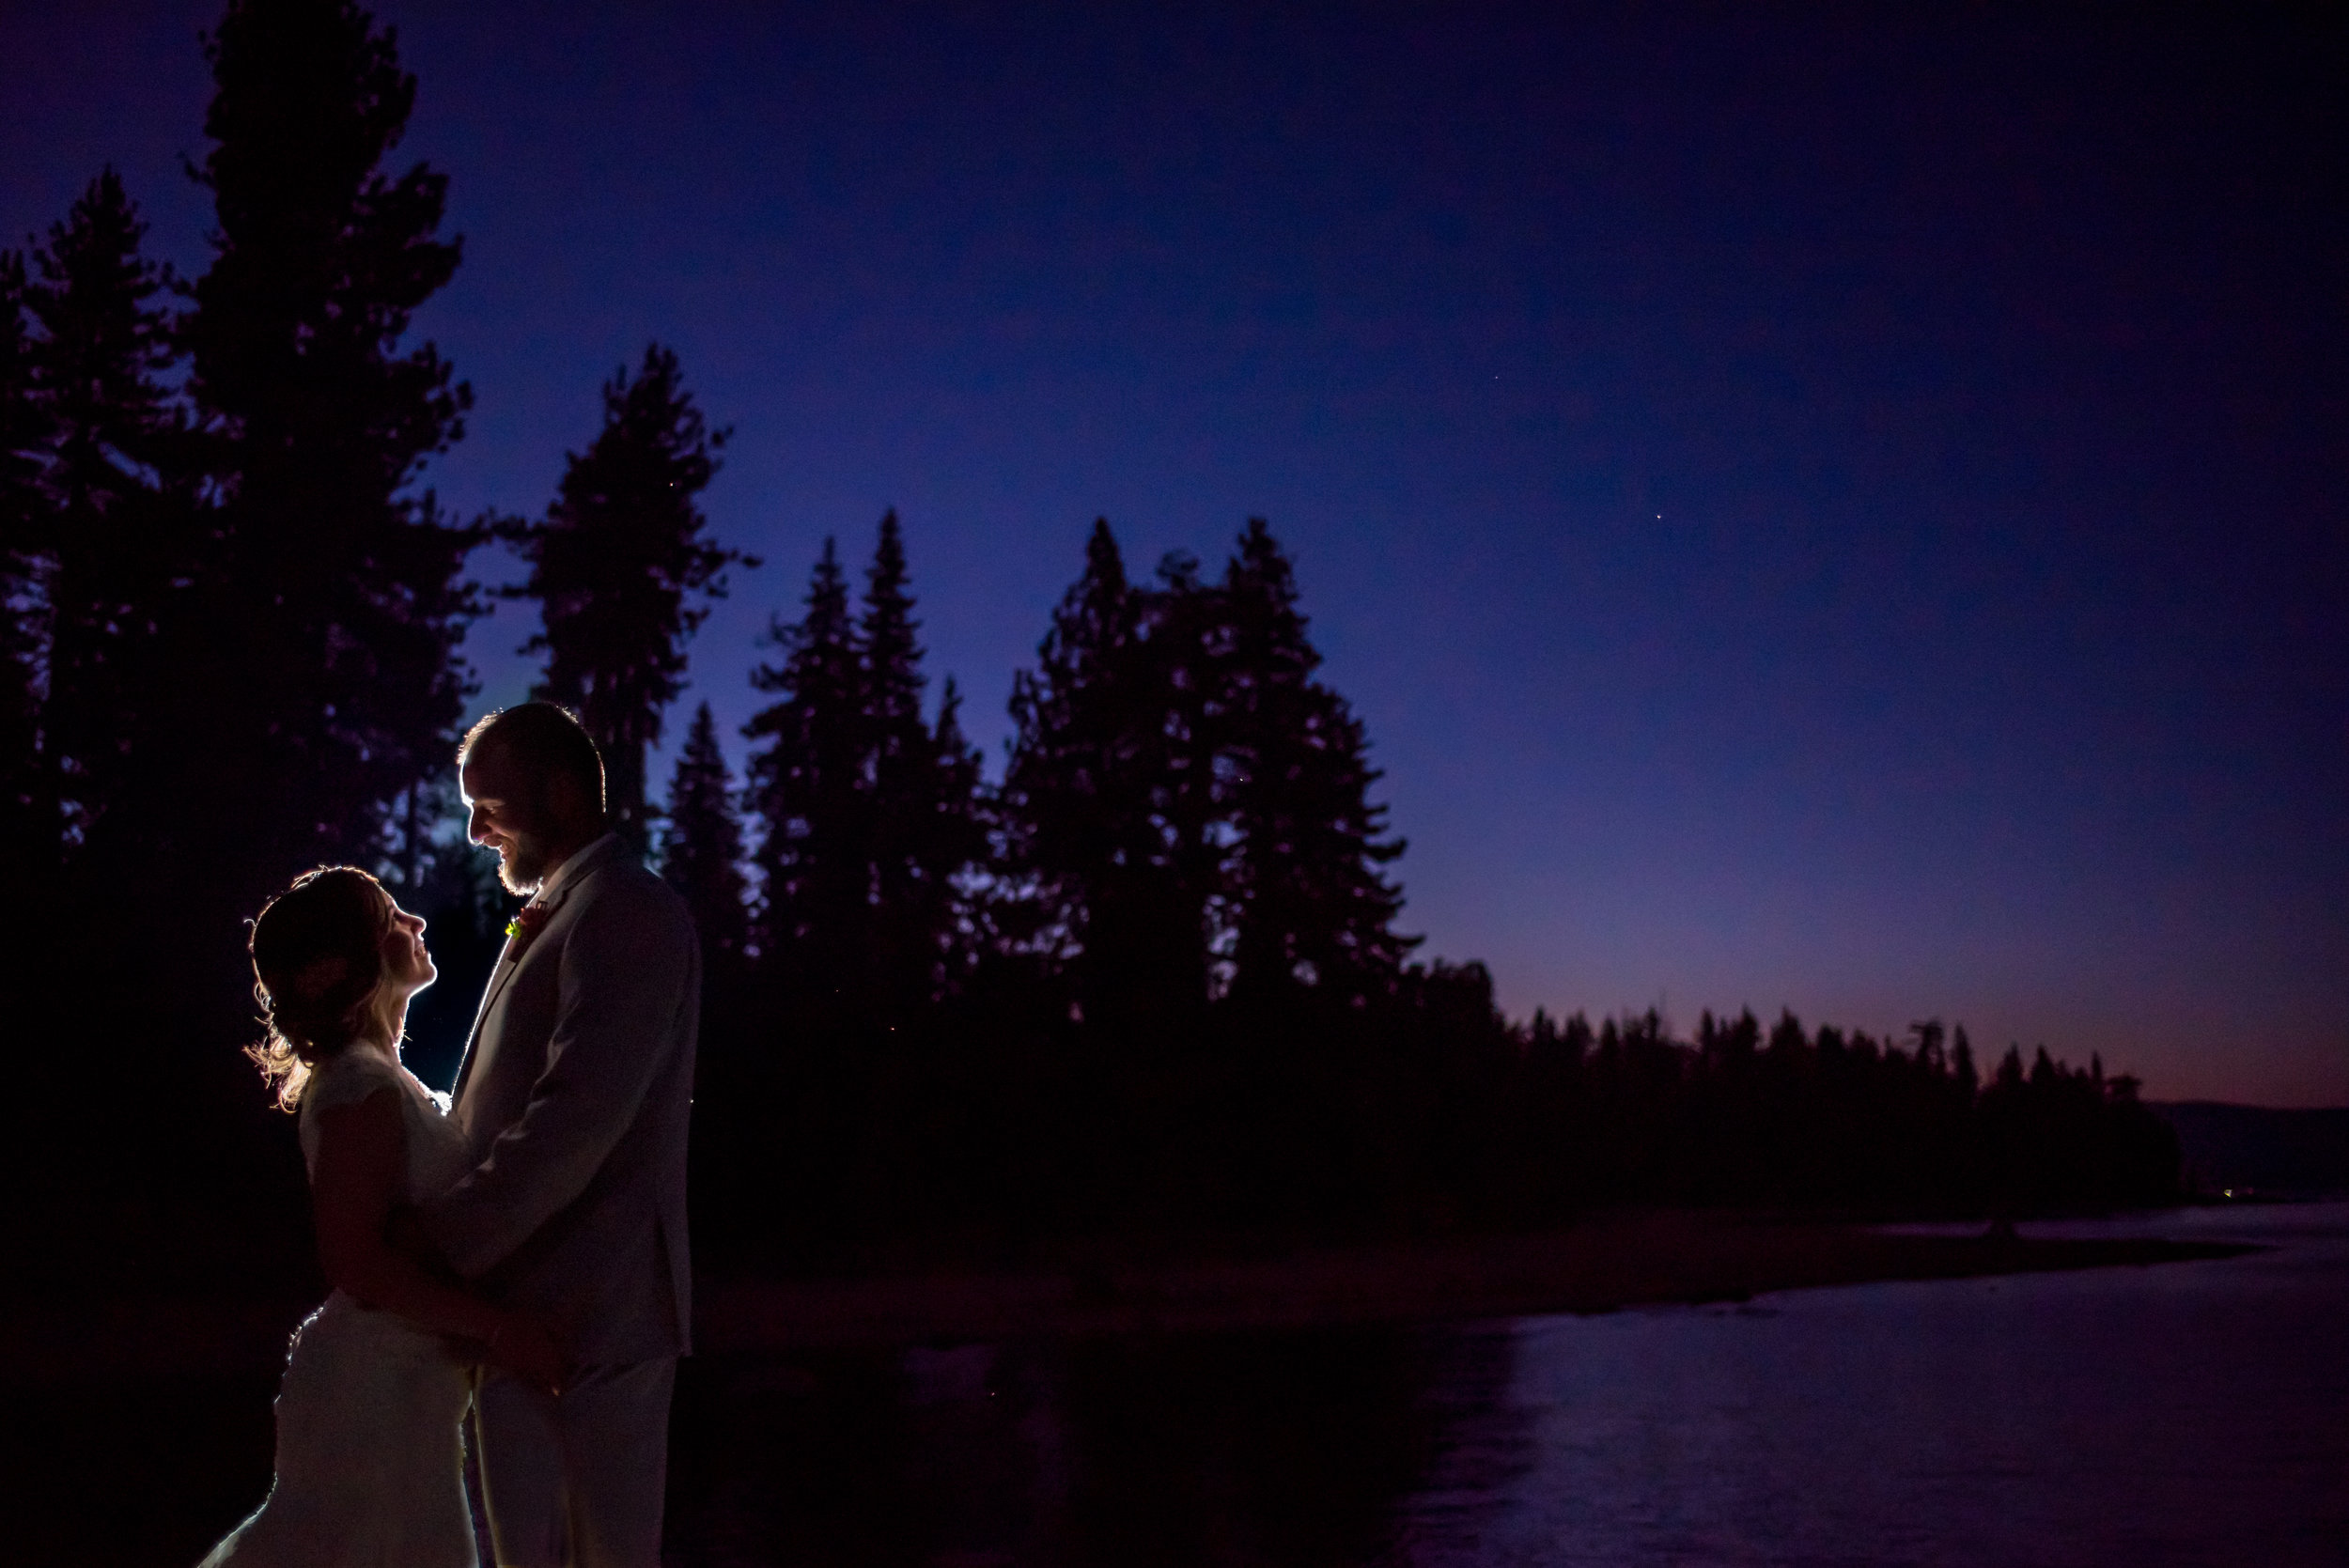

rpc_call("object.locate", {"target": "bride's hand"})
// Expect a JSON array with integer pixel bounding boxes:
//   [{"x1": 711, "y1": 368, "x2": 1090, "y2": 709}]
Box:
[{"x1": 488, "y1": 1312, "x2": 567, "y2": 1396}]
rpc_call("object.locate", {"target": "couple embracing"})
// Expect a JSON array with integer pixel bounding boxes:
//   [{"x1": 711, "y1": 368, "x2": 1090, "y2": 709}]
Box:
[{"x1": 202, "y1": 702, "x2": 700, "y2": 1568}]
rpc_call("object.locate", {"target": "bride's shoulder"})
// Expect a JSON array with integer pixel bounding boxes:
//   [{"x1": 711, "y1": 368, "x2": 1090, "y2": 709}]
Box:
[{"x1": 301, "y1": 1045, "x2": 403, "y2": 1117}]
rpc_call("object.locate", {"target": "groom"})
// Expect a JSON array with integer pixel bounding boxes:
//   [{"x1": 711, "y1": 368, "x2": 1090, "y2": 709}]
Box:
[{"x1": 419, "y1": 702, "x2": 701, "y2": 1567}]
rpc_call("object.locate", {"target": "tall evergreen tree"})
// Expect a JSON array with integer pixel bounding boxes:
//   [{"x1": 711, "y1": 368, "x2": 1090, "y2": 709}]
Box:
[
  {"x1": 661, "y1": 701, "x2": 750, "y2": 966},
  {"x1": 923, "y1": 675, "x2": 988, "y2": 995},
  {"x1": 1002, "y1": 520, "x2": 1216, "y2": 1017},
  {"x1": 859, "y1": 511, "x2": 984, "y2": 1016},
  {"x1": 22, "y1": 170, "x2": 192, "y2": 861},
  {"x1": 0, "y1": 252, "x2": 48, "y2": 881},
  {"x1": 861, "y1": 511, "x2": 925, "y2": 753},
  {"x1": 1001, "y1": 519, "x2": 1142, "y2": 983},
  {"x1": 506, "y1": 343, "x2": 744, "y2": 855},
  {"x1": 744, "y1": 537, "x2": 865, "y2": 996},
  {"x1": 177, "y1": 0, "x2": 480, "y2": 904},
  {"x1": 1218, "y1": 520, "x2": 1411, "y2": 1001},
  {"x1": 1142, "y1": 548, "x2": 1237, "y2": 1001}
]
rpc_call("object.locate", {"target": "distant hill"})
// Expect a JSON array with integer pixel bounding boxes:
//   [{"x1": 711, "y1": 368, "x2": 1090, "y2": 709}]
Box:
[{"x1": 2150, "y1": 1102, "x2": 2349, "y2": 1196}]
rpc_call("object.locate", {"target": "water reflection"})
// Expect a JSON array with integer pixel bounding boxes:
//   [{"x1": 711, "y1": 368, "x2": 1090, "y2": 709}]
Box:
[
  {"x1": 667, "y1": 1326, "x2": 1521, "y2": 1566},
  {"x1": 664, "y1": 1205, "x2": 2349, "y2": 1567}
]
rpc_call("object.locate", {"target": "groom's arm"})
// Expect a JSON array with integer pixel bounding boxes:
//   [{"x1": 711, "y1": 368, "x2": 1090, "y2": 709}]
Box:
[{"x1": 419, "y1": 877, "x2": 695, "y2": 1281}]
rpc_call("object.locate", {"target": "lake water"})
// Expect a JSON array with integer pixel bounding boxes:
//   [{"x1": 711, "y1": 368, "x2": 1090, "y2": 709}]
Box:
[{"x1": 666, "y1": 1203, "x2": 2349, "y2": 1566}]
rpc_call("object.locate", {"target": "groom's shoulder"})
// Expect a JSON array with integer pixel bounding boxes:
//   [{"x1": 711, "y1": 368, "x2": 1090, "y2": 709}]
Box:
[{"x1": 574, "y1": 847, "x2": 693, "y2": 934}]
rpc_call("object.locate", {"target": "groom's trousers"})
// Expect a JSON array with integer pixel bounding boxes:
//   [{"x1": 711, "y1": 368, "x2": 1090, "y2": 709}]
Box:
[{"x1": 472, "y1": 1356, "x2": 677, "y2": 1568}]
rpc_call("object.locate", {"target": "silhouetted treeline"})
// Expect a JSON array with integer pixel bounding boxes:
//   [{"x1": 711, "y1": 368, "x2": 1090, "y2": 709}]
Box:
[
  {"x1": 0, "y1": 0, "x2": 2179, "y2": 1296},
  {"x1": 677, "y1": 516, "x2": 2178, "y2": 1266}
]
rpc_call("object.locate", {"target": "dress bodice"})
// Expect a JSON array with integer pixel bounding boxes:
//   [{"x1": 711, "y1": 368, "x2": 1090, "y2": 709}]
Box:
[
  {"x1": 296, "y1": 1045, "x2": 473, "y2": 1205},
  {"x1": 204, "y1": 1044, "x2": 482, "y2": 1566}
]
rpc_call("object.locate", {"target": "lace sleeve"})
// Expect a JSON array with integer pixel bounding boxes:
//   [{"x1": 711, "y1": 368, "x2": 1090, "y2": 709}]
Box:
[
  {"x1": 303, "y1": 1048, "x2": 401, "y2": 1114},
  {"x1": 295, "y1": 1048, "x2": 402, "y2": 1176}
]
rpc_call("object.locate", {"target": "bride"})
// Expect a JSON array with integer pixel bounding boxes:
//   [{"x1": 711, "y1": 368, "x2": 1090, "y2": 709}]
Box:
[{"x1": 201, "y1": 867, "x2": 561, "y2": 1567}]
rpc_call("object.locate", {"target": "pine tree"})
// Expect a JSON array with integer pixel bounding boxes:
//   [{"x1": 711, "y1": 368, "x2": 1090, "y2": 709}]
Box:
[
  {"x1": 507, "y1": 343, "x2": 745, "y2": 856},
  {"x1": 0, "y1": 252, "x2": 48, "y2": 880},
  {"x1": 1218, "y1": 520, "x2": 1411, "y2": 1001},
  {"x1": 22, "y1": 170, "x2": 193, "y2": 861},
  {"x1": 661, "y1": 702, "x2": 750, "y2": 966},
  {"x1": 1001, "y1": 520, "x2": 1142, "y2": 984},
  {"x1": 1135, "y1": 548, "x2": 1229, "y2": 1003},
  {"x1": 1002, "y1": 520, "x2": 1216, "y2": 1017},
  {"x1": 859, "y1": 511, "x2": 982, "y2": 1016},
  {"x1": 744, "y1": 537, "x2": 866, "y2": 999},
  {"x1": 923, "y1": 674, "x2": 988, "y2": 996},
  {"x1": 861, "y1": 511, "x2": 925, "y2": 755},
  {"x1": 177, "y1": 0, "x2": 480, "y2": 901}
]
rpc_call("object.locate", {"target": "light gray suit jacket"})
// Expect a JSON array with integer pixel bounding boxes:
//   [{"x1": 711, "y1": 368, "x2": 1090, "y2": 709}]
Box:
[{"x1": 421, "y1": 835, "x2": 701, "y2": 1364}]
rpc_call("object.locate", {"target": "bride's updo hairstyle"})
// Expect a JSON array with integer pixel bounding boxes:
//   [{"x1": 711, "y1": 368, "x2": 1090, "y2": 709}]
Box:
[{"x1": 246, "y1": 866, "x2": 396, "y2": 1110}]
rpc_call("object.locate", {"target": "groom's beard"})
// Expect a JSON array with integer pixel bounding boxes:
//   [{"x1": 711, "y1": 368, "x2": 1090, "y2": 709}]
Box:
[{"x1": 495, "y1": 831, "x2": 557, "y2": 896}]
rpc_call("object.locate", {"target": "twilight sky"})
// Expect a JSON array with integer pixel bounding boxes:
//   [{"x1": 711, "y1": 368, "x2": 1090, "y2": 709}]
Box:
[{"x1": 7, "y1": 3, "x2": 2342, "y2": 1104}]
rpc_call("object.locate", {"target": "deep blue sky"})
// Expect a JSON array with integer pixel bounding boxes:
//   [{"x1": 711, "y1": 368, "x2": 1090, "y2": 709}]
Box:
[{"x1": 8, "y1": 3, "x2": 2342, "y2": 1103}]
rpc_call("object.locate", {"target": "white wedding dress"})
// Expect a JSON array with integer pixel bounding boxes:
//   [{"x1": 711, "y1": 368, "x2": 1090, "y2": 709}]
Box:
[{"x1": 200, "y1": 1047, "x2": 479, "y2": 1567}]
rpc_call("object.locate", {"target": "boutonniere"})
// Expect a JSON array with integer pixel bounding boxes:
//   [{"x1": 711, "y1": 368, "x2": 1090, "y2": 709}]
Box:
[{"x1": 504, "y1": 903, "x2": 550, "y2": 957}]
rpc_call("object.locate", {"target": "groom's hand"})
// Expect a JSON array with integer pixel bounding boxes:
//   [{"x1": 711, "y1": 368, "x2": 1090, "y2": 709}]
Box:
[{"x1": 490, "y1": 1311, "x2": 568, "y2": 1397}]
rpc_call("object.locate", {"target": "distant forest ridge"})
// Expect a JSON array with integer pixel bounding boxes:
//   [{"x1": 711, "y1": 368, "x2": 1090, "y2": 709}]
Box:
[{"x1": 2151, "y1": 1104, "x2": 2349, "y2": 1197}]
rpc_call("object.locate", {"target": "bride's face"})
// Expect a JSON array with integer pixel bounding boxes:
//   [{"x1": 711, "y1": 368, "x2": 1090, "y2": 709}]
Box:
[{"x1": 380, "y1": 898, "x2": 437, "y2": 999}]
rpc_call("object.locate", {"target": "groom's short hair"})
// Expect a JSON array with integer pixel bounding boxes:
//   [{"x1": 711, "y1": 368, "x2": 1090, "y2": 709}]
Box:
[{"x1": 461, "y1": 702, "x2": 607, "y2": 815}]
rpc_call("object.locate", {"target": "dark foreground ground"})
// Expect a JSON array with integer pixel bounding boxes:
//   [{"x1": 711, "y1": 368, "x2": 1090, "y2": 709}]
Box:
[
  {"x1": 693, "y1": 1211, "x2": 2248, "y2": 1351},
  {"x1": 8, "y1": 1211, "x2": 2252, "y2": 1381},
  {"x1": 1, "y1": 1213, "x2": 2253, "y2": 1564}
]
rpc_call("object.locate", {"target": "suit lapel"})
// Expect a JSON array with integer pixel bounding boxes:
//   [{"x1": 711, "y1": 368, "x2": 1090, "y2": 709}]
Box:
[
  {"x1": 447, "y1": 836, "x2": 628, "y2": 1109},
  {"x1": 450, "y1": 931, "x2": 522, "y2": 1103}
]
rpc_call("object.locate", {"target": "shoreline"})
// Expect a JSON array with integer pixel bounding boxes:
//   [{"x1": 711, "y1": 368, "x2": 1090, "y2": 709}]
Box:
[
  {"x1": 696, "y1": 1211, "x2": 2253, "y2": 1353},
  {"x1": 5, "y1": 1211, "x2": 2255, "y2": 1383}
]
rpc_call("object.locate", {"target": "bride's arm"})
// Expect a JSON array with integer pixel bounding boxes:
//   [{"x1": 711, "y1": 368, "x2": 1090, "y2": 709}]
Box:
[{"x1": 312, "y1": 1086, "x2": 563, "y2": 1389}]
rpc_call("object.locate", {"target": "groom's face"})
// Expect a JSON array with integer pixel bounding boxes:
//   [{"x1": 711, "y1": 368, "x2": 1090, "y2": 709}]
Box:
[{"x1": 461, "y1": 744, "x2": 558, "y2": 896}]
